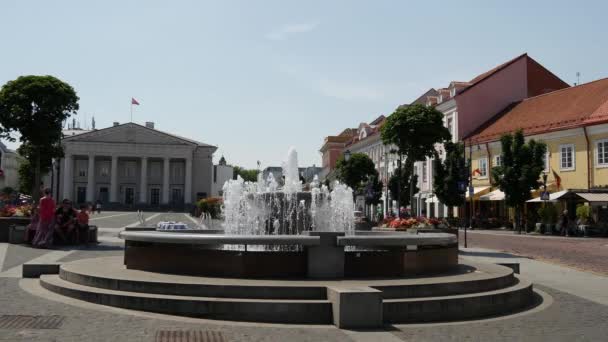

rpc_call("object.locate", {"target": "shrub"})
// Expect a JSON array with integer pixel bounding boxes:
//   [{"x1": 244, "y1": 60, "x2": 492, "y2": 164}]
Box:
[
  {"x1": 197, "y1": 197, "x2": 223, "y2": 219},
  {"x1": 576, "y1": 205, "x2": 591, "y2": 225}
]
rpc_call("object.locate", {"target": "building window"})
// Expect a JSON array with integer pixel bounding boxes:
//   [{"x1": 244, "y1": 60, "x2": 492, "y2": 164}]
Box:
[
  {"x1": 76, "y1": 160, "x2": 87, "y2": 177},
  {"x1": 446, "y1": 117, "x2": 454, "y2": 138},
  {"x1": 150, "y1": 188, "x2": 161, "y2": 205},
  {"x1": 494, "y1": 155, "x2": 502, "y2": 167},
  {"x1": 150, "y1": 162, "x2": 162, "y2": 178},
  {"x1": 478, "y1": 158, "x2": 488, "y2": 178},
  {"x1": 422, "y1": 161, "x2": 428, "y2": 183},
  {"x1": 124, "y1": 161, "x2": 136, "y2": 178},
  {"x1": 597, "y1": 139, "x2": 608, "y2": 166},
  {"x1": 559, "y1": 144, "x2": 575, "y2": 171},
  {"x1": 98, "y1": 161, "x2": 110, "y2": 177},
  {"x1": 171, "y1": 163, "x2": 184, "y2": 183}
]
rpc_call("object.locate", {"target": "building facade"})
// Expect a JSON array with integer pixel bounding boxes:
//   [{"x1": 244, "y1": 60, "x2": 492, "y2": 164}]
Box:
[
  {"x1": 415, "y1": 53, "x2": 569, "y2": 217},
  {"x1": 55, "y1": 122, "x2": 217, "y2": 208},
  {"x1": 0, "y1": 142, "x2": 23, "y2": 190},
  {"x1": 466, "y1": 78, "x2": 608, "y2": 224}
]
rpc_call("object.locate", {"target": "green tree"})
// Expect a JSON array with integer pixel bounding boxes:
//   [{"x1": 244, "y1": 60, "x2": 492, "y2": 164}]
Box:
[
  {"x1": 0, "y1": 75, "x2": 79, "y2": 200},
  {"x1": 492, "y1": 130, "x2": 546, "y2": 233},
  {"x1": 232, "y1": 166, "x2": 260, "y2": 182},
  {"x1": 335, "y1": 152, "x2": 377, "y2": 193},
  {"x1": 17, "y1": 142, "x2": 64, "y2": 194},
  {"x1": 364, "y1": 172, "x2": 383, "y2": 206},
  {"x1": 381, "y1": 104, "x2": 451, "y2": 210},
  {"x1": 388, "y1": 159, "x2": 419, "y2": 210},
  {"x1": 432, "y1": 142, "x2": 467, "y2": 217}
]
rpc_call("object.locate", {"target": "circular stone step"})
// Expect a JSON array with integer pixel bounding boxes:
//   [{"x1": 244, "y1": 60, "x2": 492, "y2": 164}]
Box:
[
  {"x1": 40, "y1": 275, "x2": 333, "y2": 324},
  {"x1": 58, "y1": 257, "x2": 516, "y2": 300}
]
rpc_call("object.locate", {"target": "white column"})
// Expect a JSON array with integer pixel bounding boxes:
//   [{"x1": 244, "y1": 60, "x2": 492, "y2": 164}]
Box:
[
  {"x1": 139, "y1": 157, "x2": 148, "y2": 203},
  {"x1": 184, "y1": 157, "x2": 192, "y2": 204},
  {"x1": 162, "y1": 157, "x2": 170, "y2": 204},
  {"x1": 110, "y1": 156, "x2": 118, "y2": 203},
  {"x1": 86, "y1": 154, "x2": 95, "y2": 202},
  {"x1": 62, "y1": 154, "x2": 73, "y2": 201}
]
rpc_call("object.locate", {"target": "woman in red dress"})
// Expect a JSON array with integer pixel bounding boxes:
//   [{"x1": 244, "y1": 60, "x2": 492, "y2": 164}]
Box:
[{"x1": 32, "y1": 188, "x2": 56, "y2": 248}]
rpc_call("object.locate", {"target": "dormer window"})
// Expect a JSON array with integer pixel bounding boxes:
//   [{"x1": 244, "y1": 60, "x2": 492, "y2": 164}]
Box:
[{"x1": 450, "y1": 87, "x2": 456, "y2": 97}]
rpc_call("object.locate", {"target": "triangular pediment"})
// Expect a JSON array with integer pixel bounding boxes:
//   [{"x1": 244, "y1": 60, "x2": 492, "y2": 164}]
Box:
[{"x1": 63, "y1": 123, "x2": 197, "y2": 146}]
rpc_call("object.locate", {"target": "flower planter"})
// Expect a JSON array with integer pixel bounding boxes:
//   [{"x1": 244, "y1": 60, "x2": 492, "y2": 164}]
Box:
[{"x1": 0, "y1": 217, "x2": 32, "y2": 242}]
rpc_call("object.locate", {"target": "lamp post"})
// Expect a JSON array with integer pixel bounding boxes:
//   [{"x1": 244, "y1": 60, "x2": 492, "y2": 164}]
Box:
[
  {"x1": 466, "y1": 142, "x2": 474, "y2": 248},
  {"x1": 344, "y1": 149, "x2": 351, "y2": 162}
]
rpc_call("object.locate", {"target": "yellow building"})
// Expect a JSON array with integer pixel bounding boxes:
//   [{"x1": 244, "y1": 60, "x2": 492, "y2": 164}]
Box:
[{"x1": 465, "y1": 78, "x2": 608, "y2": 227}]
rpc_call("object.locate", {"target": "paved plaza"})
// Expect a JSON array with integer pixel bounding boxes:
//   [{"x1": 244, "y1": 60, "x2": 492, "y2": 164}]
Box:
[{"x1": 0, "y1": 213, "x2": 607, "y2": 341}]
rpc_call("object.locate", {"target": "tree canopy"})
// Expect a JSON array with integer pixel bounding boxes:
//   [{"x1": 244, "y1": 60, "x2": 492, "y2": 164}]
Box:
[
  {"x1": 0, "y1": 75, "x2": 79, "y2": 199},
  {"x1": 364, "y1": 173, "x2": 383, "y2": 206},
  {"x1": 388, "y1": 159, "x2": 419, "y2": 209},
  {"x1": 381, "y1": 104, "x2": 451, "y2": 161},
  {"x1": 433, "y1": 142, "x2": 467, "y2": 216},
  {"x1": 335, "y1": 152, "x2": 377, "y2": 193},
  {"x1": 232, "y1": 166, "x2": 260, "y2": 182},
  {"x1": 17, "y1": 142, "x2": 64, "y2": 194},
  {"x1": 491, "y1": 130, "x2": 546, "y2": 232}
]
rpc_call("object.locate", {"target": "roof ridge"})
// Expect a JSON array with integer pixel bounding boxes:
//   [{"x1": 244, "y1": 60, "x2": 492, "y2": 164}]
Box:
[{"x1": 519, "y1": 76, "x2": 608, "y2": 102}]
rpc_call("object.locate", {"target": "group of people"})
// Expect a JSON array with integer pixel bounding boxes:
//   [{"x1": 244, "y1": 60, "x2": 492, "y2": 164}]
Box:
[{"x1": 25, "y1": 188, "x2": 92, "y2": 248}]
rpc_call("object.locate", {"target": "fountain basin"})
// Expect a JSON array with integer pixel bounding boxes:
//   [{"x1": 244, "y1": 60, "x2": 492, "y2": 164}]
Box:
[{"x1": 119, "y1": 231, "x2": 457, "y2": 278}]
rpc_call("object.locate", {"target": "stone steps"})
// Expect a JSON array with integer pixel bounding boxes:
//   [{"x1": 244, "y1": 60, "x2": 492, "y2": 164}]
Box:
[
  {"x1": 40, "y1": 275, "x2": 333, "y2": 324},
  {"x1": 39, "y1": 257, "x2": 538, "y2": 325},
  {"x1": 383, "y1": 277, "x2": 534, "y2": 323},
  {"x1": 59, "y1": 267, "x2": 328, "y2": 300},
  {"x1": 57, "y1": 257, "x2": 516, "y2": 300}
]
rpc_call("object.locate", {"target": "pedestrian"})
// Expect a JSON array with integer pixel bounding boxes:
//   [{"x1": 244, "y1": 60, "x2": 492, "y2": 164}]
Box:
[
  {"x1": 95, "y1": 199, "x2": 102, "y2": 214},
  {"x1": 32, "y1": 188, "x2": 56, "y2": 248},
  {"x1": 54, "y1": 199, "x2": 77, "y2": 244},
  {"x1": 76, "y1": 204, "x2": 90, "y2": 245},
  {"x1": 560, "y1": 210, "x2": 569, "y2": 236}
]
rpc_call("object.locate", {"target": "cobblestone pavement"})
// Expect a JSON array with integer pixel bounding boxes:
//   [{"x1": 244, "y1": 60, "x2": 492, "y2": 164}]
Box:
[
  {"x1": 1, "y1": 213, "x2": 607, "y2": 341},
  {"x1": 459, "y1": 230, "x2": 608, "y2": 275}
]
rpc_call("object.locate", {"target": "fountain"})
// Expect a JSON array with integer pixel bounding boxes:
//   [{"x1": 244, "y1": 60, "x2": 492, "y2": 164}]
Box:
[
  {"x1": 38, "y1": 147, "x2": 538, "y2": 328},
  {"x1": 222, "y1": 147, "x2": 354, "y2": 236}
]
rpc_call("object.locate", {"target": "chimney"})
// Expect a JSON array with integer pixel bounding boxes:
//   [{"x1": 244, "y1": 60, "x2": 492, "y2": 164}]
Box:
[
  {"x1": 145, "y1": 122, "x2": 155, "y2": 129},
  {"x1": 113, "y1": 122, "x2": 119, "y2": 127}
]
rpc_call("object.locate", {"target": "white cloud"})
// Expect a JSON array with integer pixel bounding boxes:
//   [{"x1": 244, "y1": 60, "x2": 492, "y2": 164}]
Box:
[{"x1": 265, "y1": 22, "x2": 318, "y2": 41}]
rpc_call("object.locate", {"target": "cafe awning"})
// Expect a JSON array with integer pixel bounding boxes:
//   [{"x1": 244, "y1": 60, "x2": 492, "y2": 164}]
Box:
[
  {"x1": 576, "y1": 192, "x2": 608, "y2": 203},
  {"x1": 479, "y1": 189, "x2": 505, "y2": 201},
  {"x1": 527, "y1": 190, "x2": 569, "y2": 203},
  {"x1": 466, "y1": 186, "x2": 491, "y2": 199}
]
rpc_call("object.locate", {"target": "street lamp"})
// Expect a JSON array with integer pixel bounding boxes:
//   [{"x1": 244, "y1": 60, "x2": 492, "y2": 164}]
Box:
[{"x1": 344, "y1": 150, "x2": 351, "y2": 162}]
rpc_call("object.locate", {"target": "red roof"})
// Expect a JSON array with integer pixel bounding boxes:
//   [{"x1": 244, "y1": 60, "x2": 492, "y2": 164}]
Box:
[{"x1": 466, "y1": 77, "x2": 608, "y2": 143}]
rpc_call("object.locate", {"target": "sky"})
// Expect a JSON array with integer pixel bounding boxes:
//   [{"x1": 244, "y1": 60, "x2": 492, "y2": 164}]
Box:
[{"x1": 1, "y1": 0, "x2": 607, "y2": 168}]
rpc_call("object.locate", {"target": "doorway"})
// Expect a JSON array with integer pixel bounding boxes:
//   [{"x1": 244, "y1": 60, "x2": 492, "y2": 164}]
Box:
[
  {"x1": 124, "y1": 187, "x2": 135, "y2": 205},
  {"x1": 98, "y1": 187, "x2": 109, "y2": 203},
  {"x1": 150, "y1": 188, "x2": 160, "y2": 206},
  {"x1": 76, "y1": 187, "x2": 86, "y2": 204}
]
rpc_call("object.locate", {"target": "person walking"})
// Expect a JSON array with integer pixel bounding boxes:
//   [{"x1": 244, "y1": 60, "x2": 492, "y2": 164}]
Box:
[
  {"x1": 560, "y1": 210, "x2": 569, "y2": 236},
  {"x1": 32, "y1": 188, "x2": 56, "y2": 248},
  {"x1": 95, "y1": 200, "x2": 102, "y2": 214}
]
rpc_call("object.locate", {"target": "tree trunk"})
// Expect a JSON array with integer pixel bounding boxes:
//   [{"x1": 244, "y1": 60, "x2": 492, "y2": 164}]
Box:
[
  {"x1": 515, "y1": 205, "x2": 522, "y2": 234},
  {"x1": 448, "y1": 205, "x2": 453, "y2": 218},
  {"x1": 409, "y1": 161, "x2": 415, "y2": 217},
  {"x1": 32, "y1": 147, "x2": 41, "y2": 202}
]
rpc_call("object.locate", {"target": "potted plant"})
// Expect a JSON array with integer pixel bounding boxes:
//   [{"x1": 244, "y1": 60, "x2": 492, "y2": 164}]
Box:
[
  {"x1": 536, "y1": 206, "x2": 547, "y2": 234},
  {"x1": 576, "y1": 204, "x2": 591, "y2": 236}
]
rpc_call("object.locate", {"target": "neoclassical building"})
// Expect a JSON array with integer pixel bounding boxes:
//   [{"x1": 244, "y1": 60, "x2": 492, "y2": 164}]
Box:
[{"x1": 55, "y1": 122, "x2": 217, "y2": 208}]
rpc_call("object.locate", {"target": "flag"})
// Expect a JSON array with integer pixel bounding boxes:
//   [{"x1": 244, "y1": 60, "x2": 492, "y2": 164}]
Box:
[
  {"x1": 472, "y1": 168, "x2": 482, "y2": 176},
  {"x1": 552, "y1": 169, "x2": 561, "y2": 189},
  {"x1": 131, "y1": 98, "x2": 140, "y2": 105}
]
